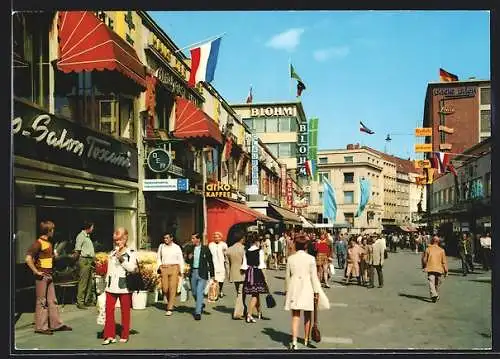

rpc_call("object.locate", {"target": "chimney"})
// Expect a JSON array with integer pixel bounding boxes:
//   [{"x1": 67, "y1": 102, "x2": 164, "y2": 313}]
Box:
[
  {"x1": 347, "y1": 144, "x2": 354, "y2": 150},
  {"x1": 355, "y1": 143, "x2": 360, "y2": 149}
]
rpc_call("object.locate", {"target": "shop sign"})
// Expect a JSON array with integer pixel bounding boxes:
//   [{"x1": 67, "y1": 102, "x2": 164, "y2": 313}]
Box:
[
  {"x1": 432, "y1": 87, "x2": 477, "y2": 98},
  {"x1": 251, "y1": 131, "x2": 259, "y2": 192},
  {"x1": 147, "y1": 148, "x2": 172, "y2": 173},
  {"x1": 250, "y1": 106, "x2": 297, "y2": 117},
  {"x1": 286, "y1": 177, "x2": 293, "y2": 207},
  {"x1": 143, "y1": 178, "x2": 189, "y2": 192},
  {"x1": 415, "y1": 128, "x2": 432, "y2": 137},
  {"x1": 281, "y1": 164, "x2": 287, "y2": 198},
  {"x1": 439, "y1": 104, "x2": 455, "y2": 115},
  {"x1": 415, "y1": 144, "x2": 433, "y2": 153},
  {"x1": 297, "y1": 121, "x2": 308, "y2": 177},
  {"x1": 154, "y1": 66, "x2": 201, "y2": 107},
  {"x1": 12, "y1": 99, "x2": 138, "y2": 181},
  {"x1": 414, "y1": 159, "x2": 431, "y2": 169},
  {"x1": 168, "y1": 163, "x2": 185, "y2": 177},
  {"x1": 205, "y1": 182, "x2": 233, "y2": 198}
]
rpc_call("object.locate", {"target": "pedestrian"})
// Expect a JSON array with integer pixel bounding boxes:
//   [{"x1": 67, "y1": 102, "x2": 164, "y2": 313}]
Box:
[
  {"x1": 25, "y1": 220, "x2": 73, "y2": 335},
  {"x1": 458, "y1": 232, "x2": 474, "y2": 276},
  {"x1": 208, "y1": 231, "x2": 228, "y2": 299},
  {"x1": 344, "y1": 240, "x2": 360, "y2": 285},
  {"x1": 102, "y1": 227, "x2": 137, "y2": 345},
  {"x1": 74, "y1": 220, "x2": 96, "y2": 309},
  {"x1": 156, "y1": 233, "x2": 184, "y2": 316},
  {"x1": 271, "y1": 234, "x2": 280, "y2": 270},
  {"x1": 186, "y1": 233, "x2": 215, "y2": 321},
  {"x1": 284, "y1": 234, "x2": 329, "y2": 350},
  {"x1": 335, "y1": 235, "x2": 347, "y2": 269},
  {"x1": 371, "y1": 234, "x2": 385, "y2": 288},
  {"x1": 278, "y1": 232, "x2": 286, "y2": 266},
  {"x1": 241, "y1": 234, "x2": 269, "y2": 323},
  {"x1": 365, "y1": 237, "x2": 375, "y2": 289},
  {"x1": 314, "y1": 234, "x2": 331, "y2": 288},
  {"x1": 421, "y1": 235, "x2": 448, "y2": 302},
  {"x1": 359, "y1": 237, "x2": 369, "y2": 286},
  {"x1": 226, "y1": 230, "x2": 247, "y2": 320},
  {"x1": 480, "y1": 232, "x2": 492, "y2": 271},
  {"x1": 263, "y1": 233, "x2": 272, "y2": 269}
]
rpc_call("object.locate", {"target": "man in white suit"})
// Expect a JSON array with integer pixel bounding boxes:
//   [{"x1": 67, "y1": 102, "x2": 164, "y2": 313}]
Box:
[{"x1": 371, "y1": 235, "x2": 385, "y2": 288}]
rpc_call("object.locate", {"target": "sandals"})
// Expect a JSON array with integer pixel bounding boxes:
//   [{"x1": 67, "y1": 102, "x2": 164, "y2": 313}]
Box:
[
  {"x1": 102, "y1": 338, "x2": 117, "y2": 345},
  {"x1": 288, "y1": 342, "x2": 298, "y2": 350},
  {"x1": 246, "y1": 315, "x2": 256, "y2": 323}
]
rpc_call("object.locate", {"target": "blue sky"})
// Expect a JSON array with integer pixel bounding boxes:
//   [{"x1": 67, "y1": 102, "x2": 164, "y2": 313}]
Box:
[{"x1": 149, "y1": 11, "x2": 490, "y2": 159}]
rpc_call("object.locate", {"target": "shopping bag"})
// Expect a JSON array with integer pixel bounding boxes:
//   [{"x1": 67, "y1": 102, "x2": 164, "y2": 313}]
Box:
[
  {"x1": 204, "y1": 280, "x2": 210, "y2": 296},
  {"x1": 208, "y1": 281, "x2": 219, "y2": 302},
  {"x1": 176, "y1": 278, "x2": 182, "y2": 295},
  {"x1": 180, "y1": 277, "x2": 190, "y2": 303},
  {"x1": 265, "y1": 294, "x2": 276, "y2": 308},
  {"x1": 329, "y1": 263, "x2": 335, "y2": 276},
  {"x1": 96, "y1": 292, "x2": 106, "y2": 326},
  {"x1": 311, "y1": 295, "x2": 321, "y2": 343}
]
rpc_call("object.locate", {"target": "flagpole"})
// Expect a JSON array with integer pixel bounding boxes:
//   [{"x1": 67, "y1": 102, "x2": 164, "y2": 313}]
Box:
[
  {"x1": 175, "y1": 32, "x2": 226, "y2": 54},
  {"x1": 289, "y1": 57, "x2": 292, "y2": 100}
]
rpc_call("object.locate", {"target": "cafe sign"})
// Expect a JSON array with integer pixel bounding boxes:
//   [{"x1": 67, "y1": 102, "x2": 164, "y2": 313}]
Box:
[
  {"x1": 12, "y1": 99, "x2": 138, "y2": 181},
  {"x1": 297, "y1": 121, "x2": 308, "y2": 177},
  {"x1": 205, "y1": 182, "x2": 233, "y2": 198}
]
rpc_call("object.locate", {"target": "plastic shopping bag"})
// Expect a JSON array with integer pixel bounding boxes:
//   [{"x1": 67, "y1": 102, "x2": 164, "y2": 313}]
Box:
[
  {"x1": 96, "y1": 292, "x2": 106, "y2": 326},
  {"x1": 180, "y1": 277, "x2": 190, "y2": 303}
]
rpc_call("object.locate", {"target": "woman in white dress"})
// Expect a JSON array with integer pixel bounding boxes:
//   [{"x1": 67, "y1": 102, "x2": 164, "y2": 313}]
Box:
[
  {"x1": 208, "y1": 232, "x2": 228, "y2": 299},
  {"x1": 285, "y1": 234, "x2": 329, "y2": 350}
]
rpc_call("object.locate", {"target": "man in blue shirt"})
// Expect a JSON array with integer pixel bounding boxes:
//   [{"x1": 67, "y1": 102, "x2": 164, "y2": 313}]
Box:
[
  {"x1": 335, "y1": 235, "x2": 347, "y2": 269},
  {"x1": 186, "y1": 233, "x2": 214, "y2": 320}
]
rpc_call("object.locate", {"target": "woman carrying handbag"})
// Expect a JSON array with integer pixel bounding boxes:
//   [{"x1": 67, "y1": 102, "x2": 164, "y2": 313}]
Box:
[{"x1": 284, "y1": 234, "x2": 329, "y2": 350}]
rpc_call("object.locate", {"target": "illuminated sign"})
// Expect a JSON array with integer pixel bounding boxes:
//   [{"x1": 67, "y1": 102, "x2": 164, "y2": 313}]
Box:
[
  {"x1": 205, "y1": 182, "x2": 233, "y2": 198},
  {"x1": 297, "y1": 121, "x2": 308, "y2": 177},
  {"x1": 250, "y1": 106, "x2": 297, "y2": 117},
  {"x1": 286, "y1": 177, "x2": 293, "y2": 207},
  {"x1": 251, "y1": 131, "x2": 259, "y2": 193}
]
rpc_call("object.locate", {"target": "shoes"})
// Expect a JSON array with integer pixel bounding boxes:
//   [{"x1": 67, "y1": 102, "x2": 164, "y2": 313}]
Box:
[
  {"x1": 288, "y1": 342, "x2": 297, "y2": 350},
  {"x1": 35, "y1": 329, "x2": 53, "y2": 335},
  {"x1": 53, "y1": 325, "x2": 72, "y2": 332},
  {"x1": 219, "y1": 292, "x2": 224, "y2": 298},
  {"x1": 102, "y1": 338, "x2": 117, "y2": 345},
  {"x1": 366, "y1": 285, "x2": 374, "y2": 289},
  {"x1": 324, "y1": 284, "x2": 331, "y2": 288},
  {"x1": 119, "y1": 338, "x2": 128, "y2": 343},
  {"x1": 246, "y1": 315, "x2": 256, "y2": 323},
  {"x1": 194, "y1": 314, "x2": 201, "y2": 321},
  {"x1": 76, "y1": 304, "x2": 88, "y2": 310},
  {"x1": 431, "y1": 296, "x2": 438, "y2": 303},
  {"x1": 165, "y1": 310, "x2": 173, "y2": 316},
  {"x1": 378, "y1": 285, "x2": 384, "y2": 288},
  {"x1": 257, "y1": 312, "x2": 264, "y2": 320}
]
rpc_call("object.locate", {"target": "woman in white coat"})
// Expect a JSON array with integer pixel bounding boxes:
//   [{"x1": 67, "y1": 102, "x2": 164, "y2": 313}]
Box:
[{"x1": 285, "y1": 234, "x2": 329, "y2": 350}]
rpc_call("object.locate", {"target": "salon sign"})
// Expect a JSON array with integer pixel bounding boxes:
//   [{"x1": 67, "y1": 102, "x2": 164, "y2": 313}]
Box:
[{"x1": 12, "y1": 99, "x2": 138, "y2": 181}]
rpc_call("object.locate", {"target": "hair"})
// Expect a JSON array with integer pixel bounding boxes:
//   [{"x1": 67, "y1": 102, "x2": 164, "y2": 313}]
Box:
[
  {"x1": 192, "y1": 233, "x2": 200, "y2": 240},
  {"x1": 295, "y1": 241, "x2": 307, "y2": 251},
  {"x1": 39, "y1": 220, "x2": 55, "y2": 235},
  {"x1": 113, "y1": 227, "x2": 128, "y2": 241},
  {"x1": 82, "y1": 221, "x2": 94, "y2": 231},
  {"x1": 164, "y1": 232, "x2": 174, "y2": 239},
  {"x1": 233, "y1": 230, "x2": 245, "y2": 242}
]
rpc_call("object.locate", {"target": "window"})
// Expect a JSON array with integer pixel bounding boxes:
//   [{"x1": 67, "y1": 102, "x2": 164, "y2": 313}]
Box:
[
  {"x1": 278, "y1": 143, "x2": 294, "y2": 157},
  {"x1": 344, "y1": 156, "x2": 354, "y2": 163},
  {"x1": 443, "y1": 188, "x2": 448, "y2": 204},
  {"x1": 480, "y1": 110, "x2": 491, "y2": 132},
  {"x1": 319, "y1": 157, "x2": 328, "y2": 164},
  {"x1": 266, "y1": 118, "x2": 278, "y2": 132},
  {"x1": 485, "y1": 172, "x2": 491, "y2": 197},
  {"x1": 344, "y1": 212, "x2": 354, "y2": 225},
  {"x1": 254, "y1": 118, "x2": 266, "y2": 133},
  {"x1": 318, "y1": 172, "x2": 329, "y2": 183},
  {"x1": 279, "y1": 117, "x2": 291, "y2": 132},
  {"x1": 480, "y1": 87, "x2": 491, "y2": 105},
  {"x1": 344, "y1": 172, "x2": 354, "y2": 183},
  {"x1": 344, "y1": 191, "x2": 354, "y2": 204},
  {"x1": 480, "y1": 136, "x2": 490, "y2": 142},
  {"x1": 266, "y1": 143, "x2": 279, "y2": 158},
  {"x1": 243, "y1": 119, "x2": 253, "y2": 129},
  {"x1": 13, "y1": 13, "x2": 50, "y2": 109},
  {"x1": 319, "y1": 191, "x2": 323, "y2": 201}
]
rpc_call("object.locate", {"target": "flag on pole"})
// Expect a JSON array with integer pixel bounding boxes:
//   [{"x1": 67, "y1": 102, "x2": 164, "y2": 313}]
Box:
[
  {"x1": 188, "y1": 37, "x2": 222, "y2": 87},
  {"x1": 322, "y1": 178, "x2": 337, "y2": 223},
  {"x1": 360, "y1": 121, "x2": 375, "y2": 134},
  {"x1": 221, "y1": 138, "x2": 232, "y2": 163},
  {"x1": 355, "y1": 178, "x2": 371, "y2": 217},
  {"x1": 434, "y1": 152, "x2": 457, "y2": 176},
  {"x1": 246, "y1": 86, "x2": 253, "y2": 103},
  {"x1": 290, "y1": 64, "x2": 306, "y2": 97},
  {"x1": 439, "y1": 68, "x2": 459, "y2": 82}
]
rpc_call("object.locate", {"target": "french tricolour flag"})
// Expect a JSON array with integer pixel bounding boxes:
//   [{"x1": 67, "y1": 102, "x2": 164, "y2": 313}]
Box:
[{"x1": 188, "y1": 37, "x2": 222, "y2": 88}]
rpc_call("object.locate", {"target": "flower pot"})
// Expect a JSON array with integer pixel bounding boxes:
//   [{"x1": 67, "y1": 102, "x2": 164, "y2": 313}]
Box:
[{"x1": 132, "y1": 290, "x2": 148, "y2": 310}]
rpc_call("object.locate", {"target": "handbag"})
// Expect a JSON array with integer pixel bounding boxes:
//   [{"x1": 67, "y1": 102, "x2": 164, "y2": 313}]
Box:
[
  {"x1": 125, "y1": 258, "x2": 144, "y2": 292},
  {"x1": 311, "y1": 295, "x2": 321, "y2": 342},
  {"x1": 265, "y1": 294, "x2": 276, "y2": 308}
]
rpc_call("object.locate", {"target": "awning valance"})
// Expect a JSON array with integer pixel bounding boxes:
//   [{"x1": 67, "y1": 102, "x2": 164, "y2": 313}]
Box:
[
  {"x1": 57, "y1": 11, "x2": 147, "y2": 89},
  {"x1": 174, "y1": 97, "x2": 223, "y2": 145},
  {"x1": 299, "y1": 215, "x2": 315, "y2": 228},
  {"x1": 269, "y1": 204, "x2": 302, "y2": 225},
  {"x1": 207, "y1": 198, "x2": 278, "y2": 243}
]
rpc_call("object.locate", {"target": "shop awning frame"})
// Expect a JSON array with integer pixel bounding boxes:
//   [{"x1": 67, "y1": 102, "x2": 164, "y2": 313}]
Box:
[
  {"x1": 268, "y1": 204, "x2": 302, "y2": 225},
  {"x1": 57, "y1": 11, "x2": 147, "y2": 89},
  {"x1": 299, "y1": 215, "x2": 315, "y2": 228}
]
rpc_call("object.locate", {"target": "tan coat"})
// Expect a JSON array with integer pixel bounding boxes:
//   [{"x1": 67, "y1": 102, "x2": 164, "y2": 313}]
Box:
[
  {"x1": 371, "y1": 239, "x2": 385, "y2": 266},
  {"x1": 226, "y1": 242, "x2": 245, "y2": 283},
  {"x1": 284, "y1": 250, "x2": 325, "y2": 312},
  {"x1": 422, "y1": 244, "x2": 448, "y2": 274}
]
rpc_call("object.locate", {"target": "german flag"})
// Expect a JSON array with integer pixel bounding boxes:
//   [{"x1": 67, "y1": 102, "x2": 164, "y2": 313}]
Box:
[{"x1": 439, "y1": 68, "x2": 458, "y2": 82}]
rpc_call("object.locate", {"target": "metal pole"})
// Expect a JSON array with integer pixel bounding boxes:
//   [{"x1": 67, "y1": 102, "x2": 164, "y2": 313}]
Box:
[{"x1": 202, "y1": 149, "x2": 208, "y2": 245}]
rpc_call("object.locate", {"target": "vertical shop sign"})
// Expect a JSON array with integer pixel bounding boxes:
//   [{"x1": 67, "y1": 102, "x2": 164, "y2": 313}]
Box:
[
  {"x1": 297, "y1": 120, "x2": 308, "y2": 177},
  {"x1": 286, "y1": 177, "x2": 293, "y2": 208},
  {"x1": 281, "y1": 164, "x2": 287, "y2": 198},
  {"x1": 248, "y1": 130, "x2": 259, "y2": 195}
]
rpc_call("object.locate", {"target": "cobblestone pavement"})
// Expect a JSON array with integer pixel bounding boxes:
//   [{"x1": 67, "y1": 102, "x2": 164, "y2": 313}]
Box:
[{"x1": 14, "y1": 250, "x2": 491, "y2": 351}]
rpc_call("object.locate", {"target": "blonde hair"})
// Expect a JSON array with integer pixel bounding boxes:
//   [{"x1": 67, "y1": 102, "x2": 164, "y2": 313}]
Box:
[{"x1": 113, "y1": 227, "x2": 129, "y2": 241}]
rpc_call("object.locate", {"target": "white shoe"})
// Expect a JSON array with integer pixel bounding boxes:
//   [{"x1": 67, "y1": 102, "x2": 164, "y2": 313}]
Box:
[
  {"x1": 165, "y1": 310, "x2": 173, "y2": 316},
  {"x1": 102, "y1": 338, "x2": 116, "y2": 345}
]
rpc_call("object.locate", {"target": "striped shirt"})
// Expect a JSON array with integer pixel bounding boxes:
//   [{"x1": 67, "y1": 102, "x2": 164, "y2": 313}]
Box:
[{"x1": 26, "y1": 236, "x2": 54, "y2": 274}]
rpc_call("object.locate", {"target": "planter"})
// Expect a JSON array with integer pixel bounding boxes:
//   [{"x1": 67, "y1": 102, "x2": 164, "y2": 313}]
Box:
[{"x1": 132, "y1": 290, "x2": 148, "y2": 310}]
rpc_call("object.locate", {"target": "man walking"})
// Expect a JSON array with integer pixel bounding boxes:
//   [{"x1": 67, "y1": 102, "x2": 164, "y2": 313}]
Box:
[
  {"x1": 157, "y1": 233, "x2": 184, "y2": 316},
  {"x1": 458, "y1": 232, "x2": 474, "y2": 276},
  {"x1": 421, "y1": 235, "x2": 448, "y2": 302},
  {"x1": 371, "y1": 234, "x2": 385, "y2": 288},
  {"x1": 74, "y1": 221, "x2": 96, "y2": 309},
  {"x1": 186, "y1": 233, "x2": 215, "y2": 320},
  {"x1": 25, "y1": 220, "x2": 72, "y2": 334},
  {"x1": 226, "y1": 230, "x2": 247, "y2": 320},
  {"x1": 335, "y1": 235, "x2": 347, "y2": 269},
  {"x1": 480, "y1": 232, "x2": 492, "y2": 271}
]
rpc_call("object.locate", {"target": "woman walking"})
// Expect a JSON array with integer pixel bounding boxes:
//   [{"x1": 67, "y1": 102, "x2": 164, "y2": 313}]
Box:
[
  {"x1": 102, "y1": 228, "x2": 138, "y2": 345},
  {"x1": 285, "y1": 234, "x2": 328, "y2": 350},
  {"x1": 314, "y1": 234, "x2": 331, "y2": 288},
  {"x1": 241, "y1": 234, "x2": 268, "y2": 323}
]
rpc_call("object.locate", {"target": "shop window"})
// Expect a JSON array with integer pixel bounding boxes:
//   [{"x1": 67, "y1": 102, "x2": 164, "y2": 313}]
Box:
[
  {"x1": 344, "y1": 191, "x2": 354, "y2": 204},
  {"x1": 480, "y1": 87, "x2": 491, "y2": 105},
  {"x1": 13, "y1": 13, "x2": 50, "y2": 109},
  {"x1": 344, "y1": 156, "x2": 353, "y2": 163},
  {"x1": 266, "y1": 118, "x2": 278, "y2": 132},
  {"x1": 344, "y1": 172, "x2": 354, "y2": 183},
  {"x1": 480, "y1": 110, "x2": 491, "y2": 132}
]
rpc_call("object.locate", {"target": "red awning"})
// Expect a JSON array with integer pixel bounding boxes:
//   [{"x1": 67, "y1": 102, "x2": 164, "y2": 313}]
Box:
[
  {"x1": 174, "y1": 97, "x2": 223, "y2": 145},
  {"x1": 207, "y1": 198, "x2": 278, "y2": 243},
  {"x1": 57, "y1": 11, "x2": 147, "y2": 89}
]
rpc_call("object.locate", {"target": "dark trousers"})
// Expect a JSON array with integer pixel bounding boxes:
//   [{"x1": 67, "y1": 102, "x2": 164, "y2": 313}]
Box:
[
  {"x1": 77, "y1": 257, "x2": 95, "y2": 306},
  {"x1": 373, "y1": 265, "x2": 384, "y2": 287},
  {"x1": 460, "y1": 254, "x2": 474, "y2": 274},
  {"x1": 337, "y1": 253, "x2": 346, "y2": 269},
  {"x1": 482, "y1": 248, "x2": 491, "y2": 270}
]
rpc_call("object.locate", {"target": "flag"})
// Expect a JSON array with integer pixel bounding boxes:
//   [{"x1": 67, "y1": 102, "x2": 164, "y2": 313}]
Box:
[
  {"x1": 305, "y1": 160, "x2": 313, "y2": 178},
  {"x1": 246, "y1": 86, "x2": 253, "y2": 103},
  {"x1": 424, "y1": 167, "x2": 436, "y2": 184},
  {"x1": 355, "y1": 178, "x2": 371, "y2": 217},
  {"x1": 322, "y1": 178, "x2": 337, "y2": 222},
  {"x1": 435, "y1": 152, "x2": 457, "y2": 176},
  {"x1": 439, "y1": 68, "x2": 458, "y2": 82},
  {"x1": 188, "y1": 37, "x2": 222, "y2": 87},
  {"x1": 360, "y1": 121, "x2": 375, "y2": 134},
  {"x1": 221, "y1": 138, "x2": 232, "y2": 163},
  {"x1": 290, "y1": 64, "x2": 306, "y2": 97},
  {"x1": 447, "y1": 161, "x2": 458, "y2": 177}
]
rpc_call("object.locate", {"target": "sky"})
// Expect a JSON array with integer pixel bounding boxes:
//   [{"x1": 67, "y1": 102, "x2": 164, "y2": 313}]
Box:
[{"x1": 149, "y1": 10, "x2": 490, "y2": 159}]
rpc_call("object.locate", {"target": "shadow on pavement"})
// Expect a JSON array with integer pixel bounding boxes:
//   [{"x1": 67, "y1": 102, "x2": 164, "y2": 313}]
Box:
[
  {"x1": 398, "y1": 293, "x2": 432, "y2": 303},
  {"x1": 211, "y1": 305, "x2": 233, "y2": 315},
  {"x1": 261, "y1": 327, "x2": 289, "y2": 347},
  {"x1": 97, "y1": 324, "x2": 139, "y2": 339},
  {"x1": 410, "y1": 283, "x2": 427, "y2": 287},
  {"x1": 274, "y1": 276, "x2": 285, "y2": 280},
  {"x1": 470, "y1": 279, "x2": 491, "y2": 284},
  {"x1": 273, "y1": 291, "x2": 285, "y2": 296}
]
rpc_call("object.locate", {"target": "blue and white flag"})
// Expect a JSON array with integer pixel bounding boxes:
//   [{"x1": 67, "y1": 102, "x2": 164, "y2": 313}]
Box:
[
  {"x1": 323, "y1": 178, "x2": 337, "y2": 222},
  {"x1": 355, "y1": 178, "x2": 371, "y2": 217}
]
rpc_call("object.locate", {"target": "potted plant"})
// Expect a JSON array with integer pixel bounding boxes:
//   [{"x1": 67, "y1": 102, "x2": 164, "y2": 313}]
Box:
[{"x1": 132, "y1": 251, "x2": 160, "y2": 310}]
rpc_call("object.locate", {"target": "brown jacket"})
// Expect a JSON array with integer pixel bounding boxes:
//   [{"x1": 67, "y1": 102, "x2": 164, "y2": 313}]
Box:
[{"x1": 422, "y1": 244, "x2": 448, "y2": 274}]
